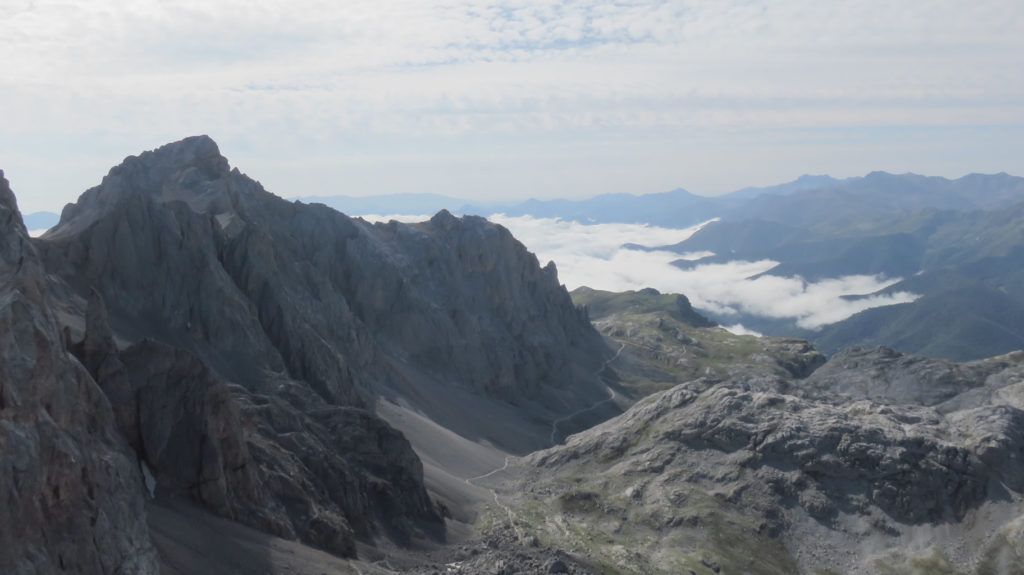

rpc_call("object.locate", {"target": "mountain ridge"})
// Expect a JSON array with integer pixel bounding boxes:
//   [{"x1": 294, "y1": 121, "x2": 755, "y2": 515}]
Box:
[
  {"x1": 488, "y1": 289, "x2": 1024, "y2": 574},
  {"x1": 5, "y1": 140, "x2": 1024, "y2": 574},
  {"x1": 1, "y1": 170, "x2": 160, "y2": 574},
  {"x1": 3, "y1": 136, "x2": 615, "y2": 571}
]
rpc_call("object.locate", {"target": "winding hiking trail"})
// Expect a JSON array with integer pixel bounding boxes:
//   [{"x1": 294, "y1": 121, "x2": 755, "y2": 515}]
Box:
[
  {"x1": 549, "y1": 342, "x2": 626, "y2": 446},
  {"x1": 461, "y1": 343, "x2": 626, "y2": 541},
  {"x1": 464, "y1": 456, "x2": 522, "y2": 539}
]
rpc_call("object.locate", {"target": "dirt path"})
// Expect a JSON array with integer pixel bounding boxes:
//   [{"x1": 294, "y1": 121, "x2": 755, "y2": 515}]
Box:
[
  {"x1": 464, "y1": 455, "x2": 511, "y2": 484},
  {"x1": 464, "y1": 456, "x2": 523, "y2": 540},
  {"x1": 457, "y1": 343, "x2": 625, "y2": 542},
  {"x1": 549, "y1": 342, "x2": 625, "y2": 446}
]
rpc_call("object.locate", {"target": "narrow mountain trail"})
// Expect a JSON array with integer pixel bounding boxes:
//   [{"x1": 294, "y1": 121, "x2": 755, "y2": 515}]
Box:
[
  {"x1": 464, "y1": 456, "x2": 523, "y2": 540},
  {"x1": 549, "y1": 342, "x2": 626, "y2": 446},
  {"x1": 464, "y1": 455, "x2": 512, "y2": 485},
  {"x1": 459, "y1": 343, "x2": 626, "y2": 541}
]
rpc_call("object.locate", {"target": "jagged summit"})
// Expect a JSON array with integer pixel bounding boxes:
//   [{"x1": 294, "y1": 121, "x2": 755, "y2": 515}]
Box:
[
  {"x1": 106, "y1": 134, "x2": 229, "y2": 186},
  {"x1": 2, "y1": 172, "x2": 159, "y2": 573},
  {"x1": 52, "y1": 135, "x2": 246, "y2": 237},
  {"x1": 45, "y1": 136, "x2": 605, "y2": 414},
  {"x1": 148, "y1": 133, "x2": 223, "y2": 162},
  {"x1": 14, "y1": 136, "x2": 612, "y2": 565},
  {"x1": 1, "y1": 171, "x2": 31, "y2": 282},
  {"x1": 1, "y1": 170, "x2": 19, "y2": 214}
]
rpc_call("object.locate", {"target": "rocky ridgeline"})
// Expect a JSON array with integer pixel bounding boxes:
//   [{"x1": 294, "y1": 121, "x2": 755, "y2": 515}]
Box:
[
  {"x1": 514, "y1": 346, "x2": 1024, "y2": 574},
  {"x1": 0, "y1": 171, "x2": 158, "y2": 574},
  {"x1": 43, "y1": 136, "x2": 604, "y2": 408},
  {"x1": 8, "y1": 137, "x2": 1024, "y2": 574},
  {"x1": 2, "y1": 136, "x2": 610, "y2": 571}
]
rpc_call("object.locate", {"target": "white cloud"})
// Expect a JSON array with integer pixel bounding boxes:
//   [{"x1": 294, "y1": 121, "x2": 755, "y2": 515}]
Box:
[
  {"x1": 723, "y1": 324, "x2": 763, "y2": 337},
  {"x1": 2, "y1": 1, "x2": 1023, "y2": 213},
  {"x1": 487, "y1": 214, "x2": 711, "y2": 265},
  {"x1": 490, "y1": 215, "x2": 919, "y2": 330},
  {"x1": 358, "y1": 214, "x2": 434, "y2": 224}
]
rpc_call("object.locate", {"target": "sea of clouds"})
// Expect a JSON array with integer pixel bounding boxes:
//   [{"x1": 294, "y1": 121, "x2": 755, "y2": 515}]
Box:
[{"x1": 365, "y1": 213, "x2": 919, "y2": 332}]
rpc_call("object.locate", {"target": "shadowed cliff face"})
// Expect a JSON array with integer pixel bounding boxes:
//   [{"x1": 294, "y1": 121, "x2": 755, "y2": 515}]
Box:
[
  {"x1": 43, "y1": 135, "x2": 606, "y2": 408},
  {"x1": 0, "y1": 171, "x2": 159, "y2": 574},
  {"x1": 29, "y1": 136, "x2": 610, "y2": 557}
]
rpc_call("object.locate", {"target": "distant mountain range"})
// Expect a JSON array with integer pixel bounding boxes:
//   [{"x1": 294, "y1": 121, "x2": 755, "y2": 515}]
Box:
[
  {"x1": 31, "y1": 170, "x2": 1024, "y2": 362},
  {"x1": 298, "y1": 170, "x2": 1024, "y2": 226},
  {"x1": 662, "y1": 173, "x2": 1024, "y2": 360},
  {"x1": 295, "y1": 192, "x2": 479, "y2": 217},
  {"x1": 464, "y1": 171, "x2": 1024, "y2": 228},
  {"x1": 23, "y1": 210, "x2": 59, "y2": 231},
  {"x1": 302, "y1": 171, "x2": 1024, "y2": 362}
]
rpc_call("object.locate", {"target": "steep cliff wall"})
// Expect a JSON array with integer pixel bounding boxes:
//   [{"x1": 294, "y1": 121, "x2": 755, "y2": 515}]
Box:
[
  {"x1": 0, "y1": 171, "x2": 159, "y2": 574},
  {"x1": 21, "y1": 136, "x2": 609, "y2": 558}
]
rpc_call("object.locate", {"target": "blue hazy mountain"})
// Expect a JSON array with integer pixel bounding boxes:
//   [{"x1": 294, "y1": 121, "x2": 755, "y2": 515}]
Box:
[
  {"x1": 727, "y1": 172, "x2": 1024, "y2": 231},
  {"x1": 459, "y1": 188, "x2": 723, "y2": 227},
  {"x1": 300, "y1": 188, "x2": 724, "y2": 226},
  {"x1": 723, "y1": 174, "x2": 844, "y2": 200},
  {"x1": 295, "y1": 193, "x2": 487, "y2": 217},
  {"x1": 297, "y1": 172, "x2": 1024, "y2": 227},
  {"x1": 470, "y1": 172, "x2": 1024, "y2": 228},
  {"x1": 23, "y1": 211, "x2": 59, "y2": 231},
  {"x1": 666, "y1": 178, "x2": 1024, "y2": 361}
]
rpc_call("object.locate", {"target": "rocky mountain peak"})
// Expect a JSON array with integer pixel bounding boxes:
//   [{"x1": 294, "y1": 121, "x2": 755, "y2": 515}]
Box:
[
  {"x1": 110, "y1": 134, "x2": 229, "y2": 186},
  {"x1": 54, "y1": 135, "x2": 239, "y2": 235},
  {"x1": 1, "y1": 170, "x2": 21, "y2": 217},
  {"x1": 428, "y1": 207, "x2": 459, "y2": 230},
  {"x1": 2, "y1": 174, "x2": 159, "y2": 573},
  {"x1": 15, "y1": 136, "x2": 614, "y2": 563},
  {"x1": 1, "y1": 170, "x2": 34, "y2": 284}
]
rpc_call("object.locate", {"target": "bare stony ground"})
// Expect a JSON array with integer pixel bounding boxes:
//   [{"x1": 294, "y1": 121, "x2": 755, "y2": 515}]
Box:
[
  {"x1": 467, "y1": 289, "x2": 1024, "y2": 575},
  {"x1": 379, "y1": 289, "x2": 1024, "y2": 575}
]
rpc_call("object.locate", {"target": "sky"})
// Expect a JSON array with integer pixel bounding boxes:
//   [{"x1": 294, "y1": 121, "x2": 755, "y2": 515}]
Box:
[{"x1": 3, "y1": 0, "x2": 1024, "y2": 214}]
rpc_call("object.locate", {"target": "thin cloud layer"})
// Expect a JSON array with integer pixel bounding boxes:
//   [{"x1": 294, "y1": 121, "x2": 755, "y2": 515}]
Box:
[
  {"x1": 3, "y1": 1, "x2": 1023, "y2": 213},
  {"x1": 488, "y1": 215, "x2": 919, "y2": 330}
]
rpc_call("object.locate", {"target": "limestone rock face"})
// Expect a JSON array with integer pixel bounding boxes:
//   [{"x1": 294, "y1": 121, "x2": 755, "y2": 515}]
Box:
[
  {"x1": 28, "y1": 136, "x2": 608, "y2": 556},
  {"x1": 0, "y1": 171, "x2": 159, "y2": 574},
  {"x1": 517, "y1": 346, "x2": 1024, "y2": 574},
  {"x1": 43, "y1": 136, "x2": 606, "y2": 408},
  {"x1": 359, "y1": 209, "x2": 602, "y2": 401},
  {"x1": 803, "y1": 345, "x2": 992, "y2": 405}
]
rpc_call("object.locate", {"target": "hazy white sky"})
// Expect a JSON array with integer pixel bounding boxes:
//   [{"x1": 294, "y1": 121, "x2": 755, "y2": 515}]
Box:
[{"x1": 3, "y1": 0, "x2": 1023, "y2": 213}]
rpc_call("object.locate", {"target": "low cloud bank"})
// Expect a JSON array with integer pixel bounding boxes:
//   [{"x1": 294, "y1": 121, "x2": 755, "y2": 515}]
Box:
[
  {"x1": 723, "y1": 324, "x2": 764, "y2": 337},
  {"x1": 359, "y1": 213, "x2": 919, "y2": 330},
  {"x1": 488, "y1": 215, "x2": 919, "y2": 330}
]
